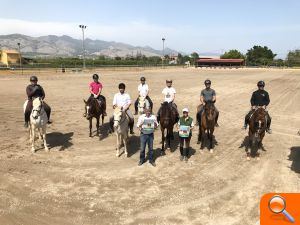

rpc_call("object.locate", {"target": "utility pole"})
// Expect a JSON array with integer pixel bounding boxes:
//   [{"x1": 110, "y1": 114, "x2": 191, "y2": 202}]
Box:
[
  {"x1": 79, "y1": 24, "x2": 87, "y2": 69},
  {"x1": 17, "y1": 42, "x2": 23, "y2": 75},
  {"x1": 162, "y1": 37, "x2": 165, "y2": 68}
]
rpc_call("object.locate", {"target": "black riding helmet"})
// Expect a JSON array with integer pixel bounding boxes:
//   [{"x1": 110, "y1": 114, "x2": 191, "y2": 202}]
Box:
[
  {"x1": 257, "y1": 80, "x2": 265, "y2": 87},
  {"x1": 204, "y1": 79, "x2": 211, "y2": 85},
  {"x1": 140, "y1": 76, "x2": 146, "y2": 81},
  {"x1": 92, "y1": 74, "x2": 99, "y2": 79},
  {"x1": 30, "y1": 75, "x2": 38, "y2": 82},
  {"x1": 119, "y1": 83, "x2": 126, "y2": 89}
]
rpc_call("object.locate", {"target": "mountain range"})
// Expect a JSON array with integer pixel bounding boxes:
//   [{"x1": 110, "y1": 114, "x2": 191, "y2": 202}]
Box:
[{"x1": 0, "y1": 34, "x2": 181, "y2": 58}]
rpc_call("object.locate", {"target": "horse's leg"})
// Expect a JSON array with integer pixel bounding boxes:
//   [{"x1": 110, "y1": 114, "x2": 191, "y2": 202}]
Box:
[
  {"x1": 89, "y1": 118, "x2": 92, "y2": 137},
  {"x1": 96, "y1": 117, "x2": 100, "y2": 136},
  {"x1": 161, "y1": 128, "x2": 165, "y2": 155},
  {"x1": 200, "y1": 128, "x2": 205, "y2": 150},
  {"x1": 42, "y1": 126, "x2": 49, "y2": 152},
  {"x1": 197, "y1": 125, "x2": 201, "y2": 144},
  {"x1": 101, "y1": 114, "x2": 104, "y2": 125},
  {"x1": 167, "y1": 129, "x2": 171, "y2": 150},
  {"x1": 116, "y1": 133, "x2": 120, "y2": 157},
  {"x1": 123, "y1": 134, "x2": 128, "y2": 157},
  {"x1": 31, "y1": 126, "x2": 35, "y2": 153},
  {"x1": 209, "y1": 129, "x2": 214, "y2": 153}
]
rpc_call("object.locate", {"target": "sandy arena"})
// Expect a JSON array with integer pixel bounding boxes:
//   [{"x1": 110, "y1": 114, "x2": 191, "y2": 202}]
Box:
[{"x1": 0, "y1": 67, "x2": 299, "y2": 225}]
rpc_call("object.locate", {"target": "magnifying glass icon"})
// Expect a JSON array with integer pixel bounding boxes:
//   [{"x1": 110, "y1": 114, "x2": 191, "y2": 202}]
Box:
[{"x1": 268, "y1": 195, "x2": 295, "y2": 223}]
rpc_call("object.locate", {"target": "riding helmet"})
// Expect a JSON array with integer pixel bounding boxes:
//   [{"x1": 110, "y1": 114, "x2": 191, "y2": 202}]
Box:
[
  {"x1": 257, "y1": 80, "x2": 265, "y2": 87},
  {"x1": 204, "y1": 79, "x2": 211, "y2": 85},
  {"x1": 118, "y1": 83, "x2": 126, "y2": 89},
  {"x1": 140, "y1": 76, "x2": 146, "y2": 81},
  {"x1": 166, "y1": 79, "x2": 172, "y2": 83},
  {"x1": 30, "y1": 75, "x2": 38, "y2": 82},
  {"x1": 92, "y1": 74, "x2": 99, "y2": 79}
]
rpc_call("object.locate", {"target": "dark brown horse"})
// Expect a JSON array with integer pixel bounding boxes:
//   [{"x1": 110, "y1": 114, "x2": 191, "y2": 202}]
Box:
[
  {"x1": 247, "y1": 107, "x2": 267, "y2": 159},
  {"x1": 159, "y1": 102, "x2": 177, "y2": 154},
  {"x1": 83, "y1": 98, "x2": 105, "y2": 137},
  {"x1": 197, "y1": 101, "x2": 216, "y2": 151}
]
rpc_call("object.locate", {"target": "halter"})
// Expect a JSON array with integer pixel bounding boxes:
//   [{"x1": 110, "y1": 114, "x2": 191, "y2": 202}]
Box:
[{"x1": 114, "y1": 110, "x2": 126, "y2": 126}]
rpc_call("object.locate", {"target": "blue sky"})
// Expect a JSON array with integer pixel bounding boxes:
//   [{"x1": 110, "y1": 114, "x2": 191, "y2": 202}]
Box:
[{"x1": 1, "y1": 0, "x2": 300, "y2": 58}]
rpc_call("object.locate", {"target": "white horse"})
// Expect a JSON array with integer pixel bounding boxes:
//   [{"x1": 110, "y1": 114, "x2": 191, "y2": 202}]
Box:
[
  {"x1": 138, "y1": 96, "x2": 150, "y2": 115},
  {"x1": 113, "y1": 107, "x2": 129, "y2": 157},
  {"x1": 23, "y1": 98, "x2": 49, "y2": 153}
]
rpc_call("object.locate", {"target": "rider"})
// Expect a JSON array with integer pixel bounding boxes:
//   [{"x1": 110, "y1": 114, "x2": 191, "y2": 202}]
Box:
[
  {"x1": 85, "y1": 74, "x2": 107, "y2": 116},
  {"x1": 24, "y1": 75, "x2": 51, "y2": 128},
  {"x1": 113, "y1": 83, "x2": 135, "y2": 134},
  {"x1": 134, "y1": 76, "x2": 153, "y2": 115},
  {"x1": 157, "y1": 79, "x2": 179, "y2": 123},
  {"x1": 197, "y1": 79, "x2": 219, "y2": 126},
  {"x1": 243, "y1": 80, "x2": 272, "y2": 134}
]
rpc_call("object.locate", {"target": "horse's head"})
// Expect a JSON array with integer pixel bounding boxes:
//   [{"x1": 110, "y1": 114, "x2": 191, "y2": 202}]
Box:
[
  {"x1": 113, "y1": 107, "x2": 123, "y2": 128},
  {"x1": 138, "y1": 96, "x2": 146, "y2": 114},
  {"x1": 253, "y1": 107, "x2": 266, "y2": 138},
  {"x1": 204, "y1": 101, "x2": 215, "y2": 121},
  {"x1": 32, "y1": 97, "x2": 43, "y2": 119},
  {"x1": 84, "y1": 98, "x2": 98, "y2": 120},
  {"x1": 159, "y1": 101, "x2": 173, "y2": 126}
]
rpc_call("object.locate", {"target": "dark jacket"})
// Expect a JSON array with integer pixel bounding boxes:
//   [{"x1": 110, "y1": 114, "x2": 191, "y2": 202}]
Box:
[
  {"x1": 26, "y1": 84, "x2": 45, "y2": 100},
  {"x1": 250, "y1": 89, "x2": 270, "y2": 106}
]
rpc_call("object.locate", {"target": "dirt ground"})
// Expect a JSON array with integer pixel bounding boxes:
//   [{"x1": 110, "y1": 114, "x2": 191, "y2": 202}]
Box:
[{"x1": 0, "y1": 67, "x2": 299, "y2": 225}]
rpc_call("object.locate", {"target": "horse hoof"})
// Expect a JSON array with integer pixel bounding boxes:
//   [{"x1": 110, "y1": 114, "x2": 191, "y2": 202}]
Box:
[
  {"x1": 167, "y1": 147, "x2": 171, "y2": 151},
  {"x1": 209, "y1": 149, "x2": 214, "y2": 154},
  {"x1": 197, "y1": 141, "x2": 200, "y2": 144},
  {"x1": 161, "y1": 151, "x2": 166, "y2": 156},
  {"x1": 31, "y1": 149, "x2": 36, "y2": 153},
  {"x1": 247, "y1": 157, "x2": 250, "y2": 161},
  {"x1": 116, "y1": 153, "x2": 120, "y2": 157},
  {"x1": 256, "y1": 157, "x2": 260, "y2": 161},
  {"x1": 125, "y1": 152, "x2": 128, "y2": 157},
  {"x1": 45, "y1": 147, "x2": 49, "y2": 152}
]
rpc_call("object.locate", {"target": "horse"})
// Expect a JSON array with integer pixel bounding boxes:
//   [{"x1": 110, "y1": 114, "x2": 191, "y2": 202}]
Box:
[
  {"x1": 159, "y1": 102, "x2": 177, "y2": 154},
  {"x1": 138, "y1": 96, "x2": 150, "y2": 115},
  {"x1": 23, "y1": 97, "x2": 49, "y2": 153},
  {"x1": 83, "y1": 97, "x2": 105, "y2": 137},
  {"x1": 247, "y1": 107, "x2": 267, "y2": 160},
  {"x1": 197, "y1": 101, "x2": 216, "y2": 152},
  {"x1": 113, "y1": 107, "x2": 129, "y2": 157}
]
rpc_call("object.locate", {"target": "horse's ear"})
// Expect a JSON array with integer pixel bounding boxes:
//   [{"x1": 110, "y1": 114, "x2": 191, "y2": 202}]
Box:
[{"x1": 83, "y1": 99, "x2": 87, "y2": 104}]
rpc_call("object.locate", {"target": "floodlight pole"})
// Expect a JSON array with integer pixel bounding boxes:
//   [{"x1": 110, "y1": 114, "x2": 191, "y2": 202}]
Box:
[
  {"x1": 162, "y1": 37, "x2": 165, "y2": 68},
  {"x1": 79, "y1": 24, "x2": 87, "y2": 69},
  {"x1": 17, "y1": 42, "x2": 23, "y2": 75}
]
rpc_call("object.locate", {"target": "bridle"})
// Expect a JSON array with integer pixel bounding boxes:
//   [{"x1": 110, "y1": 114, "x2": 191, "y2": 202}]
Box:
[
  {"x1": 114, "y1": 110, "x2": 126, "y2": 126},
  {"x1": 32, "y1": 99, "x2": 43, "y2": 120}
]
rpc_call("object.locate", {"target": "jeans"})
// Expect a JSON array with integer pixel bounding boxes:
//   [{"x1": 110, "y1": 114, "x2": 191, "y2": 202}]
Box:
[
  {"x1": 179, "y1": 137, "x2": 191, "y2": 157},
  {"x1": 140, "y1": 133, "x2": 154, "y2": 162}
]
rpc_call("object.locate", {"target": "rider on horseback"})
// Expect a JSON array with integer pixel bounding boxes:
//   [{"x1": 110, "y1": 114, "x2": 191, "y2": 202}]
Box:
[
  {"x1": 85, "y1": 74, "x2": 107, "y2": 116},
  {"x1": 197, "y1": 79, "x2": 219, "y2": 127},
  {"x1": 243, "y1": 80, "x2": 272, "y2": 134},
  {"x1": 134, "y1": 76, "x2": 153, "y2": 115},
  {"x1": 24, "y1": 76, "x2": 51, "y2": 128},
  {"x1": 157, "y1": 79, "x2": 179, "y2": 123},
  {"x1": 113, "y1": 83, "x2": 135, "y2": 134}
]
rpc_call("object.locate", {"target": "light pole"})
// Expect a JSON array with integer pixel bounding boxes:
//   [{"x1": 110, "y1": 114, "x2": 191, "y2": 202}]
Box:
[
  {"x1": 17, "y1": 42, "x2": 23, "y2": 75},
  {"x1": 79, "y1": 24, "x2": 87, "y2": 69},
  {"x1": 162, "y1": 37, "x2": 165, "y2": 68}
]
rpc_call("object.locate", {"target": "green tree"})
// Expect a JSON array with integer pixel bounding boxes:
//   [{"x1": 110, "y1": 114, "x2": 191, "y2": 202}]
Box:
[
  {"x1": 190, "y1": 52, "x2": 199, "y2": 65},
  {"x1": 221, "y1": 49, "x2": 244, "y2": 59},
  {"x1": 177, "y1": 53, "x2": 183, "y2": 64},
  {"x1": 287, "y1": 50, "x2": 300, "y2": 67},
  {"x1": 246, "y1": 45, "x2": 276, "y2": 66}
]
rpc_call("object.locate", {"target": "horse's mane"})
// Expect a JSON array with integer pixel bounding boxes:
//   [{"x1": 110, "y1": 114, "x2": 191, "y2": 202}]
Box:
[{"x1": 160, "y1": 102, "x2": 171, "y2": 116}]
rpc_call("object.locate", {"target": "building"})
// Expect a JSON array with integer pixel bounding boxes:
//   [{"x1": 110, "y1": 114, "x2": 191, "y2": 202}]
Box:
[
  {"x1": 0, "y1": 50, "x2": 21, "y2": 67},
  {"x1": 195, "y1": 58, "x2": 245, "y2": 67}
]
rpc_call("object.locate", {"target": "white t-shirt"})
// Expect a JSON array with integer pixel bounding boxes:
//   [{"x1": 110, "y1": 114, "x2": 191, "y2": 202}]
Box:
[
  {"x1": 113, "y1": 93, "x2": 131, "y2": 108},
  {"x1": 138, "y1": 84, "x2": 149, "y2": 97},
  {"x1": 162, "y1": 87, "x2": 176, "y2": 103},
  {"x1": 137, "y1": 114, "x2": 158, "y2": 134}
]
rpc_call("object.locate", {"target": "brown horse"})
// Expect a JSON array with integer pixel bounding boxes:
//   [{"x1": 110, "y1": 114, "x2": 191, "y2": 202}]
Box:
[
  {"x1": 247, "y1": 107, "x2": 267, "y2": 159},
  {"x1": 158, "y1": 102, "x2": 177, "y2": 154},
  {"x1": 197, "y1": 101, "x2": 216, "y2": 152},
  {"x1": 83, "y1": 98, "x2": 105, "y2": 137}
]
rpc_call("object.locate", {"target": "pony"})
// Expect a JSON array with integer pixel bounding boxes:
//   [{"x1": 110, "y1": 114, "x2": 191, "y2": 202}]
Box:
[
  {"x1": 83, "y1": 97, "x2": 105, "y2": 137},
  {"x1": 23, "y1": 97, "x2": 49, "y2": 153},
  {"x1": 113, "y1": 107, "x2": 129, "y2": 157}
]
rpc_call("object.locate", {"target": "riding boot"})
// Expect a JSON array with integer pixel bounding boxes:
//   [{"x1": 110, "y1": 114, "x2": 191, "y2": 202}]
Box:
[
  {"x1": 179, "y1": 146, "x2": 184, "y2": 161},
  {"x1": 129, "y1": 119, "x2": 134, "y2": 134},
  {"x1": 266, "y1": 114, "x2": 272, "y2": 134},
  {"x1": 134, "y1": 99, "x2": 138, "y2": 115}
]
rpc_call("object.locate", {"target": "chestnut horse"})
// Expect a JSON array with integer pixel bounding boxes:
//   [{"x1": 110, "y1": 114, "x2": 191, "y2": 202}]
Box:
[{"x1": 247, "y1": 107, "x2": 267, "y2": 160}]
